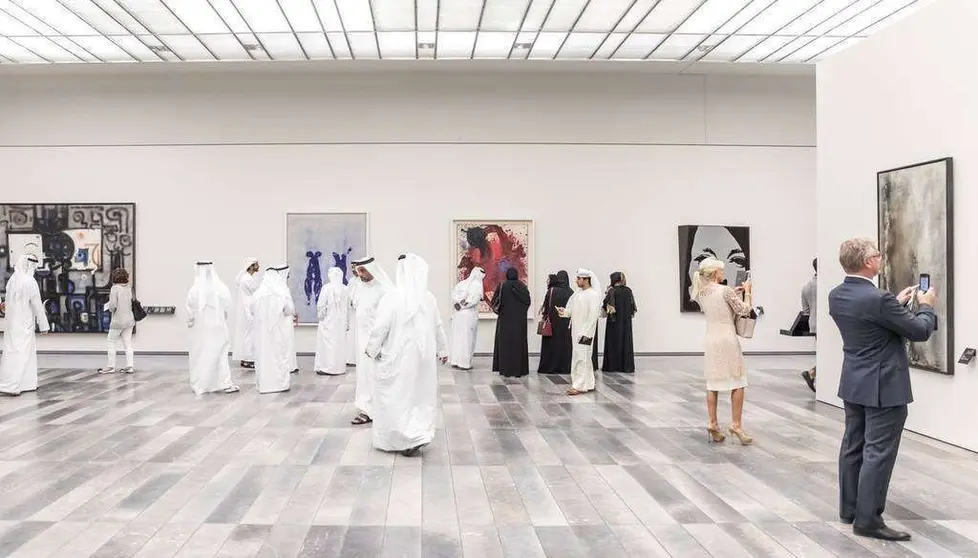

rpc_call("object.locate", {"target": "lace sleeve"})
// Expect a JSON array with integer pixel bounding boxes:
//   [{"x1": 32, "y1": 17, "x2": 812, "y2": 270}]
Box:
[{"x1": 723, "y1": 286, "x2": 752, "y2": 317}]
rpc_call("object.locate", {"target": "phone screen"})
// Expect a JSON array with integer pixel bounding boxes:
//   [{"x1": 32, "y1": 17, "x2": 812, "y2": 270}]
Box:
[{"x1": 919, "y1": 274, "x2": 930, "y2": 293}]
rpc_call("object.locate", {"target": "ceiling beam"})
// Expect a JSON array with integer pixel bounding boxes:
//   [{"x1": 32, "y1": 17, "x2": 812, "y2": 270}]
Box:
[
  {"x1": 607, "y1": 0, "x2": 664, "y2": 60},
  {"x1": 642, "y1": 0, "x2": 708, "y2": 60},
  {"x1": 204, "y1": 0, "x2": 255, "y2": 60},
  {"x1": 506, "y1": 0, "x2": 534, "y2": 59},
  {"x1": 775, "y1": 0, "x2": 884, "y2": 63},
  {"x1": 159, "y1": 0, "x2": 221, "y2": 60},
  {"x1": 804, "y1": 0, "x2": 918, "y2": 63},
  {"x1": 106, "y1": 0, "x2": 185, "y2": 61},
  {"x1": 588, "y1": 0, "x2": 639, "y2": 60},
  {"x1": 554, "y1": 0, "x2": 593, "y2": 60},
  {"x1": 471, "y1": 0, "x2": 488, "y2": 60},
  {"x1": 228, "y1": 0, "x2": 275, "y2": 60},
  {"x1": 53, "y1": 0, "x2": 139, "y2": 61},
  {"x1": 10, "y1": 0, "x2": 105, "y2": 62},
  {"x1": 275, "y1": 0, "x2": 310, "y2": 60}
]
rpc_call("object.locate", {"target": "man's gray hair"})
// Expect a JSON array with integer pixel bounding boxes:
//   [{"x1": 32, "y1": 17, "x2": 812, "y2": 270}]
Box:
[{"x1": 839, "y1": 238, "x2": 878, "y2": 274}]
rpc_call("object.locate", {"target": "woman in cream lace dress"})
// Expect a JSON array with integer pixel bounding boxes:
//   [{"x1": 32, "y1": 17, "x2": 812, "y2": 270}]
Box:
[{"x1": 691, "y1": 257, "x2": 754, "y2": 445}]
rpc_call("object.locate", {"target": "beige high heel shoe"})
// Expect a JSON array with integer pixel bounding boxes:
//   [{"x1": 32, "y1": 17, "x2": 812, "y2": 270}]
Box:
[
  {"x1": 707, "y1": 425, "x2": 726, "y2": 443},
  {"x1": 728, "y1": 426, "x2": 753, "y2": 446}
]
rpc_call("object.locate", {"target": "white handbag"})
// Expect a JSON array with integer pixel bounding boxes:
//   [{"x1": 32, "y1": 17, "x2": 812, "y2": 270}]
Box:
[{"x1": 735, "y1": 310, "x2": 758, "y2": 339}]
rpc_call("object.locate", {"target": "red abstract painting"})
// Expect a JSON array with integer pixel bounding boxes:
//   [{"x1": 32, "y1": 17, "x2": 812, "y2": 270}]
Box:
[{"x1": 453, "y1": 220, "x2": 532, "y2": 317}]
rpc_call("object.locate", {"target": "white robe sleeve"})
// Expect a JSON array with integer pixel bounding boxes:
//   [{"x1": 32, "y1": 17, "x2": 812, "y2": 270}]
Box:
[
  {"x1": 365, "y1": 294, "x2": 395, "y2": 359},
  {"x1": 562, "y1": 293, "x2": 577, "y2": 318},
  {"x1": 316, "y1": 289, "x2": 328, "y2": 322},
  {"x1": 581, "y1": 292, "x2": 600, "y2": 338},
  {"x1": 283, "y1": 296, "x2": 296, "y2": 318},
  {"x1": 30, "y1": 285, "x2": 49, "y2": 333},
  {"x1": 433, "y1": 300, "x2": 449, "y2": 358},
  {"x1": 186, "y1": 289, "x2": 197, "y2": 328},
  {"x1": 462, "y1": 286, "x2": 482, "y2": 309}
]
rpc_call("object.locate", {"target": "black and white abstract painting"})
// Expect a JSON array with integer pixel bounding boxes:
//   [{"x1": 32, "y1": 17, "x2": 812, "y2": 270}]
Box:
[
  {"x1": 0, "y1": 203, "x2": 136, "y2": 333},
  {"x1": 678, "y1": 225, "x2": 751, "y2": 313},
  {"x1": 878, "y1": 157, "x2": 953, "y2": 374}
]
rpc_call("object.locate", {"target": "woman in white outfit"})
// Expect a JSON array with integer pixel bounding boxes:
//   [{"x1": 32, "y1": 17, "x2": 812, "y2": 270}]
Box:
[
  {"x1": 100, "y1": 268, "x2": 135, "y2": 374},
  {"x1": 187, "y1": 262, "x2": 240, "y2": 395},
  {"x1": 315, "y1": 267, "x2": 350, "y2": 376},
  {"x1": 0, "y1": 254, "x2": 50, "y2": 395}
]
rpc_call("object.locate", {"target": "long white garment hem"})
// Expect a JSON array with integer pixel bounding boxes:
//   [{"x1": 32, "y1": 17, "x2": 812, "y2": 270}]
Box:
[
  {"x1": 570, "y1": 343, "x2": 596, "y2": 392},
  {"x1": 449, "y1": 307, "x2": 478, "y2": 369}
]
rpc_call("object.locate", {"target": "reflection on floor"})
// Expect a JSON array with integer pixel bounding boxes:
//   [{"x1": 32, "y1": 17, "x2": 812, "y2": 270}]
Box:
[{"x1": 0, "y1": 354, "x2": 974, "y2": 557}]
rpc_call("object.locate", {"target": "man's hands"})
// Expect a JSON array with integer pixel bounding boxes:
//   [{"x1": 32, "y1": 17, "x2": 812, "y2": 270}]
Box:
[
  {"x1": 918, "y1": 287, "x2": 937, "y2": 307},
  {"x1": 896, "y1": 286, "x2": 917, "y2": 305}
]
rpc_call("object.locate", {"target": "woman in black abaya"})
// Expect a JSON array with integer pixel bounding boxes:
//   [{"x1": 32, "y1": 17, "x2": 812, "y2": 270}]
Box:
[
  {"x1": 602, "y1": 271, "x2": 637, "y2": 373},
  {"x1": 490, "y1": 268, "x2": 531, "y2": 377},
  {"x1": 538, "y1": 271, "x2": 574, "y2": 374}
]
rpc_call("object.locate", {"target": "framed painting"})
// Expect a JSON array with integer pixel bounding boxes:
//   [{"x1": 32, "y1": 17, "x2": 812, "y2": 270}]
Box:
[
  {"x1": 0, "y1": 203, "x2": 136, "y2": 333},
  {"x1": 678, "y1": 225, "x2": 751, "y2": 313},
  {"x1": 453, "y1": 219, "x2": 532, "y2": 318},
  {"x1": 286, "y1": 212, "x2": 368, "y2": 325},
  {"x1": 878, "y1": 157, "x2": 953, "y2": 374}
]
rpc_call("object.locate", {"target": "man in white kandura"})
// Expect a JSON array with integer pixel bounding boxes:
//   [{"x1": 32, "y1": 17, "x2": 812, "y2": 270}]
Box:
[
  {"x1": 349, "y1": 255, "x2": 393, "y2": 426},
  {"x1": 449, "y1": 267, "x2": 485, "y2": 371},
  {"x1": 0, "y1": 255, "x2": 49, "y2": 395},
  {"x1": 250, "y1": 265, "x2": 294, "y2": 394},
  {"x1": 557, "y1": 269, "x2": 602, "y2": 396},
  {"x1": 315, "y1": 267, "x2": 350, "y2": 376},
  {"x1": 186, "y1": 262, "x2": 240, "y2": 395},
  {"x1": 366, "y1": 253, "x2": 449, "y2": 457},
  {"x1": 232, "y1": 257, "x2": 261, "y2": 369},
  {"x1": 345, "y1": 277, "x2": 358, "y2": 367}
]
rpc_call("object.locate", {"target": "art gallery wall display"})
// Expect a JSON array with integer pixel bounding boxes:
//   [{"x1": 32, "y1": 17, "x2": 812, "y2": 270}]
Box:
[
  {"x1": 878, "y1": 157, "x2": 953, "y2": 375},
  {"x1": 453, "y1": 219, "x2": 532, "y2": 318},
  {"x1": 677, "y1": 225, "x2": 751, "y2": 313},
  {"x1": 286, "y1": 212, "x2": 368, "y2": 325},
  {"x1": 0, "y1": 203, "x2": 136, "y2": 333}
]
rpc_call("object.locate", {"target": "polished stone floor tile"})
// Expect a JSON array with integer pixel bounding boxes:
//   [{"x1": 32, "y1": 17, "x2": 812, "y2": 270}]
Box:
[{"x1": 0, "y1": 354, "x2": 974, "y2": 556}]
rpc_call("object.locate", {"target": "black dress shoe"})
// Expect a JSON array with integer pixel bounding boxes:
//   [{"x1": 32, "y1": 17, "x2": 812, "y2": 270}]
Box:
[
  {"x1": 401, "y1": 443, "x2": 428, "y2": 457},
  {"x1": 853, "y1": 525, "x2": 911, "y2": 541},
  {"x1": 801, "y1": 370, "x2": 816, "y2": 392},
  {"x1": 840, "y1": 516, "x2": 854, "y2": 525}
]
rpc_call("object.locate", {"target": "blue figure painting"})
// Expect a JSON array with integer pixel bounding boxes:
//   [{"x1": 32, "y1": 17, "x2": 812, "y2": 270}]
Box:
[
  {"x1": 286, "y1": 213, "x2": 368, "y2": 324},
  {"x1": 304, "y1": 250, "x2": 323, "y2": 306}
]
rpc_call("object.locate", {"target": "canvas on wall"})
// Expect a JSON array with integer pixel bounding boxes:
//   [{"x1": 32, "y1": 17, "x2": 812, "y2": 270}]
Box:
[
  {"x1": 0, "y1": 204, "x2": 136, "y2": 333},
  {"x1": 678, "y1": 225, "x2": 751, "y2": 313},
  {"x1": 286, "y1": 213, "x2": 367, "y2": 325},
  {"x1": 453, "y1": 220, "x2": 532, "y2": 318},
  {"x1": 878, "y1": 158, "x2": 953, "y2": 375}
]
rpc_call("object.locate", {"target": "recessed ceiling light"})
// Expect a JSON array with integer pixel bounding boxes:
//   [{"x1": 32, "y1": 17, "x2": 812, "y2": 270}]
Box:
[
  {"x1": 698, "y1": 45, "x2": 715, "y2": 52},
  {"x1": 513, "y1": 43, "x2": 532, "y2": 50},
  {"x1": 149, "y1": 45, "x2": 170, "y2": 53},
  {"x1": 418, "y1": 42, "x2": 435, "y2": 49},
  {"x1": 243, "y1": 44, "x2": 261, "y2": 52}
]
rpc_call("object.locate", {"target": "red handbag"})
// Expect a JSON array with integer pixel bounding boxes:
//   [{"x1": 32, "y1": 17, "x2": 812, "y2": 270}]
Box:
[{"x1": 537, "y1": 288, "x2": 553, "y2": 337}]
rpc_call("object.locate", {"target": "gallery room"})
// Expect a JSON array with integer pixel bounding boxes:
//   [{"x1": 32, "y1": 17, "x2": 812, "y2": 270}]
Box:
[{"x1": 0, "y1": 0, "x2": 975, "y2": 556}]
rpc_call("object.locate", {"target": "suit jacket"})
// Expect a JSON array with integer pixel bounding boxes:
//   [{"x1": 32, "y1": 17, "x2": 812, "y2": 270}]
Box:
[{"x1": 828, "y1": 276, "x2": 936, "y2": 408}]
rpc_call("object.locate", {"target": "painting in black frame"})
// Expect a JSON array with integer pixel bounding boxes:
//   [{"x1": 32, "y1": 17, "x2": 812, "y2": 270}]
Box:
[
  {"x1": 878, "y1": 157, "x2": 953, "y2": 374},
  {"x1": 678, "y1": 225, "x2": 751, "y2": 313},
  {"x1": 0, "y1": 203, "x2": 136, "y2": 334}
]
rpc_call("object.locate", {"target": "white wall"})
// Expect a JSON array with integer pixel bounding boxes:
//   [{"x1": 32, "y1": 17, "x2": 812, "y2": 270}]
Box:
[
  {"x1": 0, "y1": 66, "x2": 817, "y2": 356},
  {"x1": 816, "y1": 0, "x2": 978, "y2": 450}
]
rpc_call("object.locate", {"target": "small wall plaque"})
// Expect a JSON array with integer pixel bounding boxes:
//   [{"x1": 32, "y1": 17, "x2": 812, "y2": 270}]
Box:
[
  {"x1": 144, "y1": 306, "x2": 176, "y2": 315},
  {"x1": 958, "y1": 348, "x2": 975, "y2": 365}
]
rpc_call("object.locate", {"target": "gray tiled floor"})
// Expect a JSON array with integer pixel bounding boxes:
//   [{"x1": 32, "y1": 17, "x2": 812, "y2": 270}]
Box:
[{"x1": 0, "y1": 354, "x2": 976, "y2": 557}]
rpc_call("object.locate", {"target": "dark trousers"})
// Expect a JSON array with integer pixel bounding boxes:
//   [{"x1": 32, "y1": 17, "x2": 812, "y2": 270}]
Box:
[{"x1": 839, "y1": 402, "x2": 908, "y2": 529}]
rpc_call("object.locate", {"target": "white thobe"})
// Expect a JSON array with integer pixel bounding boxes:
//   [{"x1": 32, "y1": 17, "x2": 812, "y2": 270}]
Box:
[
  {"x1": 449, "y1": 282, "x2": 482, "y2": 369},
  {"x1": 366, "y1": 291, "x2": 448, "y2": 452},
  {"x1": 251, "y1": 293, "x2": 294, "y2": 394},
  {"x1": 345, "y1": 282, "x2": 359, "y2": 365},
  {"x1": 314, "y1": 283, "x2": 349, "y2": 375},
  {"x1": 232, "y1": 272, "x2": 261, "y2": 362},
  {"x1": 353, "y1": 280, "x2": 387, "y2": 415},
  {"x1": 563, "y1": 288, "x2": 601, "y2": 392},
  {"x1": 187, "y1": 288, "x2": 234, "y2": 395},
  {"x1": 0, "y1": 284, "x2": 49, "y2": 395}
]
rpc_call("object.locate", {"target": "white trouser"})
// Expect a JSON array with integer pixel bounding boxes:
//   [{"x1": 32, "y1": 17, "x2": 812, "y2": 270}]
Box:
[{"x1": 107, "y1": 327, "x2": 134, "y2": 369}]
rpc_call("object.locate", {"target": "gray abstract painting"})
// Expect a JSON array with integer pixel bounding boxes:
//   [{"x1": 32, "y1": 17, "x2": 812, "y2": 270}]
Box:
[
  {"x1": 286, "y1": 213, "x2": 367, "y2": 325},
  {"x1": 878, "y1": 158, "x2": 953, "y2": 374}
]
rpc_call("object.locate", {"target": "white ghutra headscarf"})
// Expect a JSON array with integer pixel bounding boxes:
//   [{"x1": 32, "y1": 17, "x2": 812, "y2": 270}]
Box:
[
  {"x1": 576, "y1": 268, "x2": 601, "y2": 293},
  {"x1": 191, "y1": 261, "x2": 229, "y2": 312},
  {"x1": 452, "y1": 267, "x2": 485, "y2": 304}
]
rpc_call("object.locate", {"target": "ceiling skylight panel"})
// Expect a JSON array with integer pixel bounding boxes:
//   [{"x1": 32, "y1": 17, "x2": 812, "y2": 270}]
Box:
[
  {"x1": 87, "y1": 0, "x2": 151, "y2": 34},
  {"x1": 437, "y1": 31, "x2": 477, "y2": 57},
  {"x1": 809, "y1": 35, "x2": 862, "y2": 60},
  {"x1": 310, "y1": 0, "x2": 342, "y2": 31},
  {"x1": 481, "y1": 0, "x2": 529, "y2": 31},
  {"x1": 715, "y1": 0, "x2": 775, "y2": 34},
  {"x1": 377, "y1": 31, "x2": 414, "y2": 58},
  {"x1": 197, "y1": 32, "x2": 250, "y2": 59},
  {"x1": 780, "y1": 0, "x2": 860, "y2": 36},
  {"x1": 591, "y1": 32, "x2": 625, "y2": 57},
  {"x1": 115, "y1": 0, "x2": 188, "y2": 34},
  {"x1": 543, "y1": 0, "x2": 588, "y2": 31},
  {"x1": 16, "y1": 37, "x2": 80, "y2": 61},
  {"x1": 676, "y1": 0, "x2": 749, "y2": 34},
  {"x1": 808, "y1": 0, "x2": 879, "y2": 36},
  {"x1": 698, "y1": 34, "x2": 757, "y2": 61},
  {"x1": 256, "y1": 31, "x2": 305, "y2": 58},
  {"x1": 781, "y1": 35, "x2": 840, "y2": 62},
  {"x1": 70, "y1": 34, "x2": 134, "y2": 60},
  {"x1": 439, "y1": 0, "x2": 483, "y2": 30},
  {"x1": 325, "y1": 31, "x2": 352, "y2": 56},
  {"x1": 520, "y1": 0, "x2": 556, "y2": 32},
  {"x1": 0, "y1": 9, "x2": 37, "y2": 35},
  {"x1": 6, "y1": 0, "x2": 95, "y2": 34},
  {"x1": 154, "y1": 34, "x2": 213, "y2": 59},
  {"x1": 736, "y1": 33, "x2": 792, "y2": 61},
  {"x1": 49, "y1": 36, "x2": 98, "y2": 60},
  {"x1": 830, "y1": 0, "x2": 914, "y2": 36},
  {"x1": 615, "y1": 0, "x2": 660, "y2": 31},
  {"x1": 371, "y1": 0, "x2": 415, "y2": 31},
  {"x1": 472, "y1": 30, "x2": 515, "y2": 57},
  {"x1": 161, "y1": 0, "x2": 227, "y2": 33},
  {"x1": 54, "y1": 0, "x2": 126, "y2": 34},
  {"x1": 202, "y1": 0, "x2": 249, "y2": 32},
  {"x1": 637, "y1": 0, "x2": 704, "y2": 33},
  {"x1": 334, "y1": 0, "x2": 375, "y2": 32},
  {"x1": 555, "y1": 31, "x2": 603, "y2": 58},
  {"x1": 738, "y1": 0, "x2": 819, "y2": 35},
  {"x1": 527, "y1": 30, "x2": 563, "y2": 57},
  {"x1": 610, "y1": 32, "x2": 664, "y2": 58},
  {"x1": 229, "y1": 0, "x2": 291, "y2": 32},
  {"x1": 0, "y1": 36, "x2": 45, "y2": 61},
  {"x1": 416, "y1": 0, "x2": 436, "y2": 30},
  {"x1": 575, "y1": 0, "x2": 634, "y2": 32},
  {"x1": 647, "y1": 32, "x2": 703, "y2": 59},
  {"x1": 296, "y1": 31, "x2": 333, "y2": 57},
  {"x1": 277, "y1": 0, "x2": 322, "y2": 32},
  {"x1": 346, "y1": 31, "x2": 378, "y2": 58}
]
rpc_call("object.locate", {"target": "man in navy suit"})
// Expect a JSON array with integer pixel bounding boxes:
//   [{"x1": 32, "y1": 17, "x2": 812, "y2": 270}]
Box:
[{"x1": 828, "y1": 238, "x2": 937, "y2": 542}]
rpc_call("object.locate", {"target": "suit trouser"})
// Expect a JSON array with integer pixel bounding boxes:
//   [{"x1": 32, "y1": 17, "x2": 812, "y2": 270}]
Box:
[{"x1": 839, "y1": 402, "x2": 908, "y2": 529}]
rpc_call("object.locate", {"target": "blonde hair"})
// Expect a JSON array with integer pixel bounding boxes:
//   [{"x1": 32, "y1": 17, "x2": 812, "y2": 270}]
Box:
[
  {"x1": 838, "y1": 238, "x2": 878, "y2": 274},
  {"x1": 690, "y1": 257, "x2": 724, "y2": 301}
]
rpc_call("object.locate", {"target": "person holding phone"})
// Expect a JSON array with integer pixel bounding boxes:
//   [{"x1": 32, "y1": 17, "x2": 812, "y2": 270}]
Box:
[
  {"x1": 829, "y1": 238, "x2": 937, "y2": 542},
  {"x1": 555, "y1": 269, "x2": 602, "y2": 396}
]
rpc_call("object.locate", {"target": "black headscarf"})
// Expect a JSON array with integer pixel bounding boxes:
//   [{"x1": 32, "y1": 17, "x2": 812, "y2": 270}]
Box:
[
  {"x1": 500, "y1": 267, "x2": 531, "y2": 306},
  {"x1": 604, "y1": 271, "x2": 636, "y2": 320},
  {"x1": 546, "y1": 274, "x2": 557, "y2": 288},
  {"x1": 555, "y1": 270, "x2": 570, "y2": 288}
]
